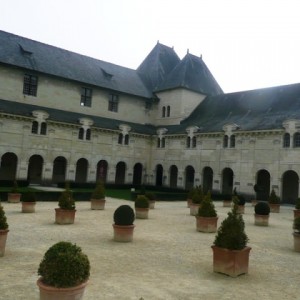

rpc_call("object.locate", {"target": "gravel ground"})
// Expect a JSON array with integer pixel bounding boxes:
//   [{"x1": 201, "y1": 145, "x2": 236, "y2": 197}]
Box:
[{"x1": 0, "y1": 198, "x2": 298, "y2": 300}]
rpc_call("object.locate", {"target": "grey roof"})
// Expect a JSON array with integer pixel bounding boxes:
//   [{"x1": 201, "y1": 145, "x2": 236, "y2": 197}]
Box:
[
  {"x1": 177, "y1": 83, "x2": 300, "y2": 133},
  {"x1": 155, "y1": 53, "x2": 223, "y2": 96},
  {"x1": 137, "y1": 43, "x2": 180, "y2": 91},
  {"x1": 0, "y1": 99, "x2": 156, "y2": 135},
  {"x1": 0, "y1": 30, "x2": 152, "y2": 98}
]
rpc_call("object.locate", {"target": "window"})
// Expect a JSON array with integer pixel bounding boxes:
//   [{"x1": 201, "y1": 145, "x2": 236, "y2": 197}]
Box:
[
  {"x1": 40, "y1": 122, "x2": 47, "y2": 135},
  {"x1": 86, "y1": 129, "x2": 91, "y2": 140},
  {"x1": 80, "y1": 87, "x2": 92, "y2": 107},
  {"x1": 78, "y1": 128, "x2": 84, "y2": 140},
  {"x1": 230, "y1": 135, "x2": 236, "y2": 148},
  {"x1": 157, "y1": 138, "x2": 161, "y2": 148},
  {"x1": 192, "y1": 136, "x2": 197, "y2": 148},
  {"x1": 223, "y1": 135, "x2": 228, "y2": 148},
  {"x1": 167, "y1": 106, "x2": 170, "y2": 117},
  {"x1": 186, "y1": 137, "x2": 191, "y2": 148},
  {"x1": 294, "y1": 133, "x2": 300, "y2": 147},
  {"x1": 161, "y1": 137, "x2": 166, "y2": 148},
  {"x1": 118, "y1": 133, "x2": 123, "y2": 144},
  {"x1": 124, "y1": 134, "x2": 129, "y2": 145},
  {"x1": 108, "y1": 94, "x2": 119, "y2": 112},
  {"x1": 162, "y1": 106, "x2": 166, "y2": 118},
  {"x1": 283, "y1": 133, "x2": 290, "y2": 148},
  {"x1": 31, "y1": 121, "x2": 38, "y2": 134},
  {"x1": 23, "y1": 74, "x2": 38, "y2": 96}
]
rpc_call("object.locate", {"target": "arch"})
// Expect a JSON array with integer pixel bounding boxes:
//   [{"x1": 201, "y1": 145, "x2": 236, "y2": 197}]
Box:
[
  {"x1": 255, "y1": 169, "x2": 271, "y2": 201},
  {"x1": 115, "y1": 161, "x2": 126, "y2": 184},
  {"x1": 133, "y1": 163, "x2": 143, "y2": 185},
  {"x1": 221, "y1": 168, "x2": 233, "y2": 195},
  {"x1": 185, "y1": 165, "x2": 195, "y2": 190},
  {"x1": 202, "y1": 166, "x2": 213, "y2": 194},
  {"x1": 52, "y1": 156, "x2": 67, "y2": 183},
  {"x1": 155, "y1": 164, "x2": 163, "y2": 186},
  {"x1": 96, "y1": 160, "x2": 108, "y2": 182},
  {"x1": 169, "y1": 165, "x2": 178, "y2": 188},
  {"x1": 75, "y1": 158, "x2": 88, "y2": 183},
  {"x1": 0, "y1": 152, "x2": 18, "y2": 180},
  {"x1": 282, "y1": 170, "x2": 299, "y2": 204},
  {"x1": 27, "y1": 155, "x2": 43, "y2": 184}
]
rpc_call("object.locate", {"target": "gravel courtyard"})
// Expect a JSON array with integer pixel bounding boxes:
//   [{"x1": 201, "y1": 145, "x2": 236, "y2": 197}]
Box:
[{"x1": 0, "y1": 198, "x2": 298, "y2": 300}]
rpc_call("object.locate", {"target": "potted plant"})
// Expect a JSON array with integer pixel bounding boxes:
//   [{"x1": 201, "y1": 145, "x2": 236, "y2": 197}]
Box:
[
  {"x1": 236, "y1": 194, "x2": 246, "y2": 214},
  {"x1": 7, "y1": 180, "x2": 21, "y2": 203},
  {"x1": 21, "y1": 192, "x2": 37, "y2": 213},
  {"x1": 293, "y1": 217, "x2": 300, "y2": 252},
  {"x1": 254, "y1": 201, "x2": 270, "y2": 226},
  {"x1": 113, "y1": 205, "x2": 135, "y2": 242},
  {"x1": 55, "y1": 182, "x2": 76, "y2": 224},
  {"x1": 294, "y1": 198, "x2": 300, "y2": 219},
  {"x1": 196, "y1": 191, "x2": 218, "y2": 232},
  {"x1": 90, "y1": 181, "x2": 106, "y2": 210},
  {"x1": 145, "y1": 192, "x2": 156, "y2": 209},
  {"x1": 135, "y1": 195, "x2": 150, "y2": 219},
  {"x1": 37, "y1": 241, "x2": 90, "y2": 299},
  {"x1": 252, "y1": 184, "x2": 264, "y2": 206},
  {"x1": 211, "y1": 202, "x2": 251, "y2": 277},
  {"x1": 0, "y1": 204, "x2": 9, "y2": 257},
  {"x1": 186, "y1": 187, "x2": 195, "y2": 208},
  {"x1": 190, "y1": 186, "x2": 203, "y2": 216},
  {"x1": 268, "y1": 189, "x2": 280, "y2": 213}
]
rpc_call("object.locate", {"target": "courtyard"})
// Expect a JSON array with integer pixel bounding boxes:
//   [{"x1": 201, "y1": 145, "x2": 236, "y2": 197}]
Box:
[{"x1": 0, "y1": 198, "x2": 298, "y2": 300}]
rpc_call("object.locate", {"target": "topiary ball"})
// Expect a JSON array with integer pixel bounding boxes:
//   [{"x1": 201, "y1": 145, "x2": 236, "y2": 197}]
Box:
[
  {"x1": 113, "y1": 205, "x2": 135, "y2": 226},
  {"x1": 254, "y1": 201, "x2": 270, "y2": 215}
]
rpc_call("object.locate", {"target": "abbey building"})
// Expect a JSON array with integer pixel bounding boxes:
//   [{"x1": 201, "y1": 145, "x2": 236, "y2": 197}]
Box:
[{"x1": 0, "y1": 30, "x2": 299, "y2": 203}]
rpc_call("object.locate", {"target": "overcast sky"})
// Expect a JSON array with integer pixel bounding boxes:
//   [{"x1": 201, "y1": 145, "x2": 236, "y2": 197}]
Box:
[{"x1": 2, "y1": 0, "x2": 300, "y2": 93}]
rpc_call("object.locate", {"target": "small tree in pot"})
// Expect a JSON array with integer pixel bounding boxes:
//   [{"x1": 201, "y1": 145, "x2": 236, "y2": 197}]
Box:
[
  {"x1": 268, "y1": 189, "x2": 280, "y2": 213},
  {"x1": 8, "y1": 180, "x2": 21, "y2": 203},
  {"x1": 0, "y1": 204, "x2": 9, "y2": 257},
  {"x1": 21, "y1": 192, "x2": 37, "y2": 213},
  {"x1": 236, "y1": 194, "x2": 246, "y2": 214},
  {"x1": 135, "y1": 195, "x2": 150, "y2": 219},
  {"x1": 90, "y1": 181, "x2": 106, "y2": 210},
  {"x1": 190, "y1": 186, "x2": 203, "y2": 216},
  {"x1": 37, "y1": 241, "x2": 90, "y2": 299},
  {"x1": 254, "y1": 201, "x2": 270, "y2": 226},
  {"x1": 113, "y1": 205, "x2": 135, "y2": 242},
  {"x1": 211, "y1": 202, "x2": 251, "y2": 277},
  {"x1": 294, "y1": 198, "x2": 300, "y2": 219},
  {"x1": 145, "y1": 192, "x2": 156, "y2": 209},
  {"x1": 293, "y1": 217, "x2": 300, "y2": 252}
]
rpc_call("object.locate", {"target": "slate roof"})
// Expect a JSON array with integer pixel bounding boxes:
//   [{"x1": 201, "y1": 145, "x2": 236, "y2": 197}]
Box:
[
  {"x1": 155, "y1": 53, "x2": 223, "y2": 96},
  {"x1": 0, "y1": 30, "x2": 152, "y2": 98}
]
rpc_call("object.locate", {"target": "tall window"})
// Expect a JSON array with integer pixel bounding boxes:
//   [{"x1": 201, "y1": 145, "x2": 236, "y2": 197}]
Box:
[
  {"x1": 80, "y1": 87, "x2": 92, "y2": 107},
  {"x1": 78, "y1": 128, "x2": 84, "y2": 140},
  {"x1": 162, "y1": 106, "x2": 166, "y2": 118},
  {"x1": 108, "y1": 94, "x2": 119, "y2": 112},
  {"x1": 118, "y1": 133, "x2": 123, "y2": 144},
  {"x1": 223, "y1": 135, "x2": 228, "y2": 148},
  {"x1": 230, "y1": 135, "x2": 236, "y2": 148},
  {"x1": 23, "y1": 74, "x2": 38, "y2": 96},
  {"x1": 157, "y1": 137, "x2": 166, "y2": 148},
  {"x1": 86, "y1": 129, "x2": 91, "y2": 140},
  {"x1": 124, "y1": 134, "x2": 129, "y2": 145},
  {"x1": 294, "y1": 133, "x2": 300, "y2": 147},
  {"x1": 192, "y1": 136, "x2": 197, "y2": 148},
  {"x1": 186, "y1": 136, "x2": 191, "y2": 148},
  {"x1": 283, "y1": 133, "x2": 290, "y2": 148},
  {"x1": 118, "y1": 133, "x2": 129, "y2": 145},
  {"x1": 167, "y1": 106, "x2": 170, "y2": 117},
  {"x1": 31, "y1": 121, "x2": 38, "y2": 134},
  {"x1": 40, "y1": 122, "x2": 47, "y2": 135}
]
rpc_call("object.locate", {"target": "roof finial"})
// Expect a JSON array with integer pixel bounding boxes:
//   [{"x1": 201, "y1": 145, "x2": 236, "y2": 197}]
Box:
[
  {"x1": 157, "y1": 40, "x2": 159, "y2": 44},
  {"x1": 200, "y1": 54, "x2": 202, "y2": 59},
  {"x1": 172, "y1": 46, "x2": 174, "y2": 49},
  {"x1": 187, "y1": 48, "x2": 189, "y2": 54}
]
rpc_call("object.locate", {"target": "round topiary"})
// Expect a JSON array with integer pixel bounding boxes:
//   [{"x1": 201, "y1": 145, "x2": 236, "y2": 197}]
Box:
[
  {"x1": 0, "y1": 205, "x2": 8, "y2": 230},
  {"x1": 145, "y1": 192, "x2": 156, "y2": 201},
  {"x1": 21, "y1": 192, "x2": 37, "y2": 202},
  {"x1": 113, "y1": 205, "x2": 135, "y2": 226},
  {"x1": 238, "y1": 195, "x2": 246, "y2": 206},
  {"x1": 254, "y1": 201, "x2": 270, "y2": 215},
  {"x1": 293, "y1": 217, "x2": 300, "y2": 232},
  {"x1": 135, "y1": 195, "x2": 149, "y2": 208},
  {"x1": 38, "y1": 241, "x2": 90, "y2": 288}
]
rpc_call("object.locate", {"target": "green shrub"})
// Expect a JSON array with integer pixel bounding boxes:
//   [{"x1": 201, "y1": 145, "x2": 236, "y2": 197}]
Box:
[
  {"x1": 113, "y1": 205, "x2": 135, "y2": 225},
  {"x1": 192, "y1": 186, "x2": 203, "y2": 204},
  {"x1": 38, "y1": 241, "x2": 90, "y2": 288},
  {"x1": 58, "y1": 182, "x2": 75, "y2": 210},
  {"x1": 198, "y1": 192, "x2": 217, "y2": 217},
  {"x1": 268, "y1": 189, "x2": 280, "y2": 204},
  {"x1": 135, "y1": 195, "x2": 149, "y2": 208},
  {"x1": 213, "y1": 204, "x2": 248, "y2": 250},
  {"x1": 91, "y1": 181, "x2": 105, "y2": 199},
  {"x1": 11, "y1": 180, "x2": 19, "y2": 193},
  {"x1": 21, "y1": 192, "x2": 36, "y2": 202},
  {"x1": 0, "y1": 205, "x2": 8, "y2": 230},
  {"x1": 254, "y1": 201, "x2": 270, "y2": 215},
  {"x1": 145, "y1": 192, "x2": 156, "y2": 201},
  {"x1": 295, "y1": 198, "x2": 300, "y2": 210},
  {"x1": 294, "y1": 217, "x2": 300, "y2": 232}
]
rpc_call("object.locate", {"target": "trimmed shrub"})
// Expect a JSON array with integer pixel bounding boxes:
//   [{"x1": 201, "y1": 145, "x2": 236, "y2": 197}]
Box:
[
  {"x1": 198, "y1": 192, "x2": 217, "y2": 217},
  {"x1": 58, "y1": 182, "x2": 75, "y2": 210},
  {"x1": 254, "y1": 201, "x2": 270, "y2": 215},
  {"x1": 0, "y1": 205, "x2": 8, "y2": 230},
  {"x1": 113, "y1": 205, "x2": 135, "y2": 226},
  {"x1": 21, "y1": 192, "x2": 37, "y2": 202},
  {"x1": 135, "y1": 195, "x2": 149, "y2": 208}
]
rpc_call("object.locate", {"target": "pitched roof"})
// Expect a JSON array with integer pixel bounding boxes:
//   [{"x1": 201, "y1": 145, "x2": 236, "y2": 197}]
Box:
[
  {"x1": 0, "y1": 30, "x2": 151, "y2": 98},
  {"x1": 155, "y1": 53, "x2": 223, "y2": 96},
  {"x1": 137, "y1": 42, "x2": 180, "y2": 91}
]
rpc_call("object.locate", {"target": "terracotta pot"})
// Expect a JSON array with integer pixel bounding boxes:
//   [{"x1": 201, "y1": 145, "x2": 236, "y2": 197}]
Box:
[
  {"x1": 37, "y1": 277, "x2": 88, "y2": 300},
  {"x1": 190, "y1": 203, "x2": 201, "y2": 216},
  {"x1": 22, "y1": 201, "x2": 36, "y2": 213},
  {"x1": 254, "y1": 214, "x2": 269, "y2": 226},
  {"x1": 135, "y1": 207, "x2": 149, "y2": 219},
  {"x1": 293, "y1": 209, "x2": 300, "y2": 219},
  {"x1": 149, "y1": 200, "x2": 155, "y2": 209},
  {"x1": 112, "y1": 224, "x2": 135, "y2": 242},
  {"x1": 223, "y1": 201, "x2": 232, "y2": 207},
  {"x1": 269, "y1": 203, "x2": 280, "y2": 213},
  {"x1": 195, "y1": 216, "x2": 218, "y2": 233},
  {"x1": 55, "y1": 208, "x2": 76, "y2": 224},
  {"x1": 237, "y1": 205, "x2": 245, "y2": 214},
  {"x1": 211, "y1": 245, "x2": 251, "y2": 277},
  {"x1": 0, "y1": 229, "x2": 9, "y2": 257},
  {"x1": 90, "y1": 199, "x2": 106, "y2": 210},
  {"x1": 8, "y1": 193, "x2": 21, "y2": 203},
  {"x1": 293, "y1": 232, "x2": 300, "y2": 252}
]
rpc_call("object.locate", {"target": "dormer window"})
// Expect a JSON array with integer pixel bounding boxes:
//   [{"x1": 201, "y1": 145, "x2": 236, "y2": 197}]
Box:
[
  {"x1": 23, "y1": 74, "x2": 38, "y2": 96},
  {"x1": 109, "y1": 94, "x2": 119, "y2": 112},
  {"x1": 162, "y1": 106, "x2": 171, "y2": 118},
  {"x1": 162, "y1": 106, "x2": 166, "y2": 118},
  {"x1": 80, "y1": 87, "x2": 92, "y2": 107}
]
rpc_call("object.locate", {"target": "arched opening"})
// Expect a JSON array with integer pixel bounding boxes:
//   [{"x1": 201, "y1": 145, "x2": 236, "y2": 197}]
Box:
[
  {"x1": 52, "y1": 156, "x2": 67, "y2": 183},
  {"x1": 155, "y1": 164, "x2": 163, "y2": 186},
  {"x1": 133, "y1": 163, "x2": 143, "y2": 185},
  {"x1": 255, "y1": 169, "x2": 271, "y2": 201},
  {"x1": 96, "y1": 160, "x2": 108, "y2": 182},
  {"x1": 203, "y1": 167, "x2": 213, "y2": 194},
  {"x1": 169, "y1": 165, "x2": 178, "y2": 188},
  {"x1": 0, "y1": 152, "x2": 18, "y2": 180},
  {"x1": 27, "y1": 155, "x2": 43, "y2": 184},
  {"x1": 115, "y1": 161, "x2": 126, "y2": 184},
  {"x1": 75, "y1": 158, "x2": 88, "y2": 183},
  {"x1": 221, "y1": 168, "x2": 234, "y2": 195},
  {"x1": 185, "y1": 165, "x2": 195, "y2": 190},
  {"x1": 282, "y1": 170, "x2": 299, "y2": 204}
]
